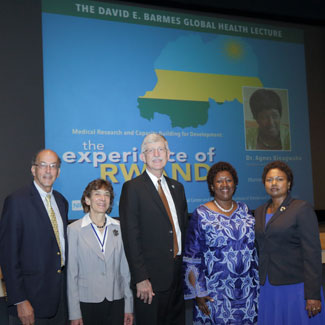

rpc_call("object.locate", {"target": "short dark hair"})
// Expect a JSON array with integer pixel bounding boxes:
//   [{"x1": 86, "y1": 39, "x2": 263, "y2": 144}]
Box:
[
  {"x1": 261, "y1": 160, "x2": 293, "y2": 190},
  {"x1": 249, "y1": 89, "x2": 282, "y2": 120},
  {"x1": 81, "y1": 179, "x2": 115, "y2": 214},
  {"x1": 31, "y1": 149, "x2": 62, "y2": 168},
  {"x1": 207, "y1": 161, "x2": 238, "y2": 197}
]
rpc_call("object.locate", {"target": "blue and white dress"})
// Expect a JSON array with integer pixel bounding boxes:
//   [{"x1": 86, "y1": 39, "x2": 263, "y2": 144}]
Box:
[{"x1": 183, "y1": 202, "x2": 259, "y2": 324}]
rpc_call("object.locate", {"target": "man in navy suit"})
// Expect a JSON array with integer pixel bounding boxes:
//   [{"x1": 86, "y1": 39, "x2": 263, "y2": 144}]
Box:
[
  {"x1": 0, "y1": 149, "x2": 68, "y2": 325},
  {"x1": 119, "y1": 133, "x2": 188, "y2": 325}
]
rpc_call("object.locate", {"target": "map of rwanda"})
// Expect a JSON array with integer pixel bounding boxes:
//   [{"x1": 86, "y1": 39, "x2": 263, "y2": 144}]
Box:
[
  {"x1": 137, "y1": 35, "x2": 262, "y2": 128},
  {"x1": 138, "y1": 69, "x2": 262, "y2": 128}
]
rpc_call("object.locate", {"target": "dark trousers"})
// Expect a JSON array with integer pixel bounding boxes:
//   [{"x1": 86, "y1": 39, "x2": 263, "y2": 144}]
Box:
[
  {"x1": 134, "y1": 257, "x2": 185, "y2": 325},
  {"x1": 0, "y1": 297, "x2": 9, "y2": 325},
  {"x1": 80, "y1": 298, "x2": 124, "y2": 325},
  {"x1": 9, "y1": 271, "x2": 68, "y2": 325}
]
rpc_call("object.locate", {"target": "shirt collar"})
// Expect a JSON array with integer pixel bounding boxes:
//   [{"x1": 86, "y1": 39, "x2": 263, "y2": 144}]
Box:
[
  {"x1": 81, "y1": 213, "x2": 119, "y2": 228},
  {"x1": 146, "y1": 169, "x2": 166, "y2": 187},
  {"x1": 33, "y1": 180, "x2": 53, "y2": 198}
]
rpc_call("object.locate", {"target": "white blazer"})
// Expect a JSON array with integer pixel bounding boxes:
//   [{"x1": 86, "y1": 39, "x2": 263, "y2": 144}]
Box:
[{"x1": 67, "y1": 214, "x2": 133, "y2": 320}]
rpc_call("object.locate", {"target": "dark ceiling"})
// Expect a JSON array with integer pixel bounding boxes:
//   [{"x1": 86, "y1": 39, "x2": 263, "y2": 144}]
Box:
[{"x1": 117, "y1": 0, "x2": 325, "y2": 25}]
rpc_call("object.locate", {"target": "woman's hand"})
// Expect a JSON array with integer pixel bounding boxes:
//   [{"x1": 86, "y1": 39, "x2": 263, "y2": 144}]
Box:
[
  {"x1": 196, "y1": 296, "x2": 214, "y2": 316},
  {"x1": 124, "y1": 313, "x2": 133, "y2": 325},
  {"x1": 306, "y1": 299, "x2": 322, "y2": 318}
]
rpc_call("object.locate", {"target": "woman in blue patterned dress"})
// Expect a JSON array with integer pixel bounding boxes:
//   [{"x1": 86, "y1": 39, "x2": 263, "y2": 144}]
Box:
[{"x1": 183, "y1": 162, "x2": 259, "y2": 324}]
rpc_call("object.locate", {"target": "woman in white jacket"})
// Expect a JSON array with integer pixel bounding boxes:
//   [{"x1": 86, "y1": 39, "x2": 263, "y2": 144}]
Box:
[{"x1": 67, "y1": 179, "x2": 133, "y2": 325}]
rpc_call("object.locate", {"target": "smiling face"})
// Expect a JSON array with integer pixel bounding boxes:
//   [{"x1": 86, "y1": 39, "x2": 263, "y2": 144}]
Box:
[
  {"x1": 140, "y1": 140, "x2": 170, "y2": 177},
  {"x1": 212, "y1": 171, "x2": 235, "y2": 203},
  {"x1": 85, "y1": 188, "x2": 111, "y2": 216},
  {"x1": 264, "y1": 168, "x2": 290, "y2": 200},
  {"x1": 31, "y1": 150, "x2": 60, "y2": 193}
]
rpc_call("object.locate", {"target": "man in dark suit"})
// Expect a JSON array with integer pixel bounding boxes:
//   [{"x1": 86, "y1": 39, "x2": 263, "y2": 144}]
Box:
[
  {"x1": 119, "y1": 133, "x2": 188, "y2": 325},
  {"x1": 0, "y1": 149, "x2": 68, "y2": 325}
]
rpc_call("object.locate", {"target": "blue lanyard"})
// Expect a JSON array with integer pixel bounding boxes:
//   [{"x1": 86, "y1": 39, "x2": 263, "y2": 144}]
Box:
[{"x1": 90, "y1": 223, "x2": 108, "y2": 253}]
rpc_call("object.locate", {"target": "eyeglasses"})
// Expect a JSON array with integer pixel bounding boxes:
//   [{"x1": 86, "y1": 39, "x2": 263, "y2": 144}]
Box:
[
  {"x1": 144, "y1": 147, "x2": 167, "y2": 154},
  {"x1": 34, "y1": 162, "x2": 59, "y2": 170}
]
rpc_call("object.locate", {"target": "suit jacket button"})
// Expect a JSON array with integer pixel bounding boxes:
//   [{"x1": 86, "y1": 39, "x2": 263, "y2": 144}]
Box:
[
  {"x1": 57, "y1": 252, "x2": 61, "y2": 255},
  {"x1": 57, "y1": 269, "x2": 62, "y2": 274},
  {"x1": 169, "y1": 249, "x2": 173, "y2": 252},
  {"x1": 169, "y1": 230, "x2": 173, "y2": 234}
]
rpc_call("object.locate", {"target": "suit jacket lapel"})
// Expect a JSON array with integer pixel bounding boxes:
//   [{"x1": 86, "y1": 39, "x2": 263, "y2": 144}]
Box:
[
  {"x1": 30, "y1": 183, "x2": 57, "y2": 236},
  {"x1": 30, "y1": 183, "x2": 48, "y2": 218},
  {"x1": 104, "y1": 224, "x2": 119, "y2": 261},
  {"x1": 259, "y1": 203, "x2": 267, "y2": 231},
  {"x1": 53, "y1": 191, "x2": 67, "y2": 227},
  {"x1": 142, "y1": 172, "x2": 170, "y2": 221},
  {"x1": 265, "y1": 194, "x2": 294, "y2": 230},
  {"x1": 81, "y1": 225, "x2": 105, "y2": 260},
  {"x1": 53, "y1": 191, "x2": 68, "y2": 247}
]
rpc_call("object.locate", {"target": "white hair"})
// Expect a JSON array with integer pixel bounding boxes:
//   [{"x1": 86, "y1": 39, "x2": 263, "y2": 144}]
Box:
[{"x1": 141, "y1": 133, "x2": 169, "y2": 153}]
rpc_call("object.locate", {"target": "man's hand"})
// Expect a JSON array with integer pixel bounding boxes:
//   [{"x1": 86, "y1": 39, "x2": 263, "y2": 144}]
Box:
[
  {"x1": 136, "y1": 279, "x2": 155, "y2": 304},
  {"x1": 71, "y1": 319, "x2": 83, "y2": 325},
  {"x1": 17, "y1": 300, "x2": 35, "y2": 325}
]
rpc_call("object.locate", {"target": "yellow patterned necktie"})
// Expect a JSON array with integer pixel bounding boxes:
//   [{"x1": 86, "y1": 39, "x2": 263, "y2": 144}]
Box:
[{"x1": 45, "y1": 194, "x2": 63, "y2": 267}]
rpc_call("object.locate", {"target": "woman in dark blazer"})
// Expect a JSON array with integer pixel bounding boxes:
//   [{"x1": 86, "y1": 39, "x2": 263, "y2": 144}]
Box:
[{"x1": 255, "y1": 160, "x2": 324, "y2": 324}]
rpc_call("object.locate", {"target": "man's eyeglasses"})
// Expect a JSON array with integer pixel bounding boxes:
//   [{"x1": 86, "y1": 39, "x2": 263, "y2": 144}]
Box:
[
  {"x1": 144, "y1": 148, "x2": 167, "y2": 154},
  {"x1": 34, "y1": 162, "x2": 59, "y2": 170}
]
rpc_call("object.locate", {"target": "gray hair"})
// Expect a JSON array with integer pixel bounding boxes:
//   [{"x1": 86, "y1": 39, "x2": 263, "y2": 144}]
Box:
[{"x1": 141, "y1": 133, "x2": 169, "y2": 153}]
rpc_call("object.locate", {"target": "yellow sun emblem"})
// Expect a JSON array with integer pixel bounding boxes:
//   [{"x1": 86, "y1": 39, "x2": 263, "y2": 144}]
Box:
[{"x1": 224, "y1": 41, "x2": 244, "y2": 60}]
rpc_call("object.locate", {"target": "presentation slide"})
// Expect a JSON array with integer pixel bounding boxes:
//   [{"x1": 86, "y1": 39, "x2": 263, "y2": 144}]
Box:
[{"x1": 42, "y1": 0, "x2": 313, "y2": 218}]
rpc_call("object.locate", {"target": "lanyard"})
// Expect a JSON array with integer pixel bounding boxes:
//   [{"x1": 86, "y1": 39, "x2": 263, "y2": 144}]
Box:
[{"x1": 90, "y1": 223, "x2": 108, "y2": 253}]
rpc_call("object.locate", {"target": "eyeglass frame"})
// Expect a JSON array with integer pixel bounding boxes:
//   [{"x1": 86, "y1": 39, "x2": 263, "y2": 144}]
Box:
[
  {"x1": 143, "y1": 147, "x2": 168, "y2": 155},
  {"x1": 33, "y1": 162, "x2": 59, "y2": 170}
]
